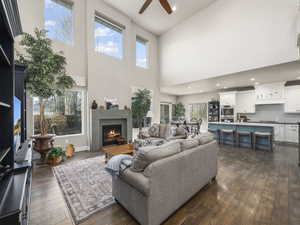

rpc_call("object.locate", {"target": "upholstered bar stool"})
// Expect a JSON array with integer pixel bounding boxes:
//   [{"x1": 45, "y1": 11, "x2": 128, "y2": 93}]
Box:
[
  {"x1": 253, "y1": 132, "x2": 273, "y2": 151},
  {"x1": 208, "y1": 128, "x2": 220, "y2": 144},
  {"x1": 220, "y1": 129, "x2": 235, "y2": 146},
  {"x1": 236, "y1": 131, "x2": 252, "y2": 148}
]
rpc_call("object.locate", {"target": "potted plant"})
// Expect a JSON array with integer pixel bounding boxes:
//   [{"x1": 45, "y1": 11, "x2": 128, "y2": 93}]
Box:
[
  {"x1": 132, "y1": 89, "x2": 151, "y2": 129},
  {"x1": 47, "y1": 147, "x2": 67, "y2": 166},
  {"x1": 172, "y1": 103, "x2": 185, "y2": 121},
  {"x1": 17, "y1": 28, "x2": 75, "y2": 163}
]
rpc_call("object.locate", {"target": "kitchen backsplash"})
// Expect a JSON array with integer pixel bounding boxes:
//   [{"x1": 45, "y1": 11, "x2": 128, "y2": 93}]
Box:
[{"x1": 243, "y1": 104, "x2": 300, "y2": 123}]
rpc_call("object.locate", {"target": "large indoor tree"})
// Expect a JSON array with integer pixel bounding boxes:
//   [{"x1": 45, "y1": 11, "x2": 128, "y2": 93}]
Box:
[
  {"x1": 132, "y1": 89, "x2": 151, "y2": 128},
  {"x1": 17, "y1": 28, "x2": 75, "y2": 136}
]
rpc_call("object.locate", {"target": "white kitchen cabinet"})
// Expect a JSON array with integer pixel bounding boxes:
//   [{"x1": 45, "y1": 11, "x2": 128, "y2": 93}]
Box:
[
  {"x1": 285, "y1": 125, "x2": 299, "y2": 143},
  {"x1": 273, "y1": 124, "x2": 285, "y2": 142},
  {"x1": 236, "y1": 91, "x2": 256, "y2": 114},
  {"x1": 219, "y1": 92, "x2": 236, "y2": 106},
  {"x1": 255, "y1": 82, "x2": 285, "y2": 105},
  {"x1": 284, "y1": 86, "x2": 300, "y2": 113}
]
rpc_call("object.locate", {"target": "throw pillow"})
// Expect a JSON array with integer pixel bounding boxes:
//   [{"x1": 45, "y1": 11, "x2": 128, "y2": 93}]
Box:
[
  {"x1": 159, "y1": 124, "x2": 171, "y2": 138},
  {"x1": 176, "y1": 127, "x2": 187, "y2": 136},
  {"x1": 139, "y1": 128, "x2": 150, "y2": 139},
  {"x1": 148, "y1": 124, "x2": 160, "y2": 137},
  {"x1": 131, "y1": 141, "x2": 181, "y2": 172}
]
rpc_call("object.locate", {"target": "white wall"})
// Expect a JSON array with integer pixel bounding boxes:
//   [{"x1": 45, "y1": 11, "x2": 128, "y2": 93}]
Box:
[
  {"x1": 178, "y1": 92, "x2": 219, "y2": 105},
  {"x1": 17, "y1": 0, "x2": 160, "y2": 149},
  {"x1": 160, "y1": 93, "x2": 177, "y2": 103},
  {"x1": 159, "y1": 0, "x2": 299, "y2": 86}
]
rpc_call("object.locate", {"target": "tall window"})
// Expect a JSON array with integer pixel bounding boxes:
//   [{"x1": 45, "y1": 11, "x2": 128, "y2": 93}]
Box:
[
  {"x1": 94, "y1": 15, "x2": 124, "y2": 59},
  {"x1": 33, "y1": 91, "x2": 83, "y2": 136},
  {"x1": 44, "y1": 0, "x2": 73, "y2": 45},
  {"x1": 136, "y1": 36, "x2": 148, "y2": 68},
  {"x1": 160, "y1": 103, "x2": 171, "y2": 124}
]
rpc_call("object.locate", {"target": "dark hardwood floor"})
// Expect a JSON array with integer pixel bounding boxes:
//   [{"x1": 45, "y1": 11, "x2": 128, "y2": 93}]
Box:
[{"x1": 29, "y1": 144, "x2": 300, "y2": 225}]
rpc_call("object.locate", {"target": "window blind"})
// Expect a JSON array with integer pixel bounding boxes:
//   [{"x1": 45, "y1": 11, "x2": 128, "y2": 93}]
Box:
[{"x1": 95, "y1": 13, "x2": 125, "y2": 33}]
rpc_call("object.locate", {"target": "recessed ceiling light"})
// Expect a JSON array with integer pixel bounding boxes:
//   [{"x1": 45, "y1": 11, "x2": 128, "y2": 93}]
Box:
[
  {"x1": 250, "y1": 78, "x2": 255, "y2": 81},
  {"x1": 187, "y1": 86, "x2": 192, "y2": 89},
  {"x1": 216, "y1": 83, "x2": 220, "y2": 87},
  {"x1": 223, "y1": 87, "x2": 227, "y2": 89},
  {"x1": 199, "y1": 90, "x2": 203, "y2": 93},
  {"x1": 297, "y1": 76, "x2": 300, "y2": 80},
  {"x1": 255, "y1": 82, "x2": 260, "y2": 85},
  {"x1": 172, "y1": 5, "x2": 177, "y2": 11}
]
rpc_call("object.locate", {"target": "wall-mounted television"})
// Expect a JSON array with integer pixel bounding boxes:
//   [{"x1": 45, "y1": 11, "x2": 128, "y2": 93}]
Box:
[{"x1": 14, "y1": 96, "x2": 22, "y2": 152}]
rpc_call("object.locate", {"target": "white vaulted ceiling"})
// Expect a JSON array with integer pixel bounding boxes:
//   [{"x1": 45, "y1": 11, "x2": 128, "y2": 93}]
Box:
[{"x1": 102, "y1": 0, "x2": 216, "y2": 35}]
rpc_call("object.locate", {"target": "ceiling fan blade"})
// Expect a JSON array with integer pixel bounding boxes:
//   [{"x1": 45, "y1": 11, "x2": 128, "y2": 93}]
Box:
[
  {"x1": 159, "y1": 0, "x2": 173, "y2": 14},
  {"x1": 139, "y1": 0, "x2": 153, "y2": 14}
]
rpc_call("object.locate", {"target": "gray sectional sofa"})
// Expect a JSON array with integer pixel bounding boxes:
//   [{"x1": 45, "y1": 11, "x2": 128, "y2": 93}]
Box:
[{"x1": 112, "y1": 133, "x2": 219, "y2": 225}]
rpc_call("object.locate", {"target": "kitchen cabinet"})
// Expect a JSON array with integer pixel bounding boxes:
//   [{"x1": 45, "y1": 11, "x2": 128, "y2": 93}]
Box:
[
  {"x1": 284, "y1": 86, "x2": 300, "y2": 113},
  {"x1": 285, "y1": 125, "x2": 299, "y2": 143},
  {"x1": 273, "y1": 124, "x2": 285, "y2": 142},
  {"x1": 219, "y1": 92, "x2": 236, "y2": 106},
  {"x1": 255, "y1": 82, "x2": 285, "y2": 105},
  {"x1": 236, "y1": 91, "x2": 256, "y2": 114}
]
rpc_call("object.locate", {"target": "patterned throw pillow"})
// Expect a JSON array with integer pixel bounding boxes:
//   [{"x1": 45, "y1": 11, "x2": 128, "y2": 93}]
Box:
[
  {"x1": 148, "y1": 124, "x2": 160, "y2": 137},
  {"x1": 138, "y1": 128, "x2": 150, "y2": 139}
]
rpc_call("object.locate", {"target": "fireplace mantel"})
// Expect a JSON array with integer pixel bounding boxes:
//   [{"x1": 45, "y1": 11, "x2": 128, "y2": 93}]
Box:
[{"x1": 91, "y1": 109, "x2": 132, "y2": 152}]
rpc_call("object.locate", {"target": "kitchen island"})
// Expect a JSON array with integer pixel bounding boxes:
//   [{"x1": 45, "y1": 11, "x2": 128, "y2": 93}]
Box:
[{"x1": 208, "y1": 122, "x2": 274, "y2": 149}]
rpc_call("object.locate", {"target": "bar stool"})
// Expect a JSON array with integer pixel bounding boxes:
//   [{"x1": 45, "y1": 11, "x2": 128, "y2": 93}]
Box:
[
  {"x1": 220, "y1": 129, "x2": 235, "y2": 146},
  {"x1": 236, "y1": 131, "x2": 252, "y2": 148},
  {"x1": 208, "y1": 128, "x2": 220, "y2": 144},
  {"x1": 253, "y1": 132, "x2": 273, "y2": 151}
]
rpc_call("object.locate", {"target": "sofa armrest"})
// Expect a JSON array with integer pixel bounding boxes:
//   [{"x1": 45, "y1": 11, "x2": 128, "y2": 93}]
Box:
[{"x1": 120, "y1": 169, "x2": 150, "y2": 196}]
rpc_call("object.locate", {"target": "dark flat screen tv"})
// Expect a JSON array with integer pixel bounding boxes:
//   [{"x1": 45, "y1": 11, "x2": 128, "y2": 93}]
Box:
[{"x1": 14, "y1": 96, "x2": 22, "y2": 152}]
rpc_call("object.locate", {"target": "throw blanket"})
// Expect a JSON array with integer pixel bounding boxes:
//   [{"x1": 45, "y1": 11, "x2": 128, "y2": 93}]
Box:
[{"x1": 105, "y1": 154, "x2": 133, "y2": 176}]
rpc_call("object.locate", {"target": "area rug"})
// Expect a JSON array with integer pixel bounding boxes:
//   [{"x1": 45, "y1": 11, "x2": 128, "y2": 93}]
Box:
[{"x1": 53, "y1": 156, "x2": 115, "y2": 224}]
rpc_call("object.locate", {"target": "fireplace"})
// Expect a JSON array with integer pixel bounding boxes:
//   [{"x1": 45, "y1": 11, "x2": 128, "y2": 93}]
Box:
[
  {"x1": 91, "y1": 109, "x2": 132, "y2": 151},
  {"x1": 103, "y1": 125, "x2": 123, "y2": 146}
]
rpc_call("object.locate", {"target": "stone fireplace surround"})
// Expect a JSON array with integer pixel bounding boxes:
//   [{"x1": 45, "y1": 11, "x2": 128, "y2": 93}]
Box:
[{"x1": 91, "y1": 109, "x2": 132, "y2": 152}]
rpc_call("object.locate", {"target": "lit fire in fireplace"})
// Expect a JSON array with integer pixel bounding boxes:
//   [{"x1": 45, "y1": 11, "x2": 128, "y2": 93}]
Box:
[{"x1": 107, "y1": 129, "x2": 120, "y2": 139}]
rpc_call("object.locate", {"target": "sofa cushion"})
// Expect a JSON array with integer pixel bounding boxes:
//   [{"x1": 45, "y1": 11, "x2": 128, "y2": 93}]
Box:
[
  {"x1": 131, "y1": 141, "x2": 181, "y2": 172},
  {"x1": 180, "y1": 138, "x2": 199, "y2": 151},
  {"x1": 148, "y1": 124, "x2": 160, "y2": 137},
  {"x1": 197, "y1": 132, "x2": 215, "y2": 145}
]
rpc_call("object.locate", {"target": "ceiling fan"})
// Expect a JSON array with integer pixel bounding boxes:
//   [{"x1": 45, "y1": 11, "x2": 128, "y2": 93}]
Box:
[{"x1": 139, "y1": 0, "x2": 173, "y2": 14}]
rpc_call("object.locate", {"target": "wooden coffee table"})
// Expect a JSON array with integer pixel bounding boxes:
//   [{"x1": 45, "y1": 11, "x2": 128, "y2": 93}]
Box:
[{"x1": 103, "y1": 144, "x2": 134, "y2": 163}]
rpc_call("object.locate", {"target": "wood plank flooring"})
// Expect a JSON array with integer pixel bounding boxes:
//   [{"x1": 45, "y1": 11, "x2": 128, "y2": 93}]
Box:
[{"x1": 29, "y1": 144, "x2": 300, "y2": 225}]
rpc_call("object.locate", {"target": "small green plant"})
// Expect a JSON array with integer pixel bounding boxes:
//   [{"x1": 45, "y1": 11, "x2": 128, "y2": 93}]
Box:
[{"x1": 48, "y1": 147, "x2": 67, "y2": 160}]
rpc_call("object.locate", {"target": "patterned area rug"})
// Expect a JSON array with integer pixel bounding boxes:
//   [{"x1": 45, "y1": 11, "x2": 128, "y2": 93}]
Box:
[{"x1": 53, "y1": 156, "x2": 115, "y2": 224}]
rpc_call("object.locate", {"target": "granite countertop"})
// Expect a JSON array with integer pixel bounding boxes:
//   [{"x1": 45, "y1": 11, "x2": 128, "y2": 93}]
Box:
[
  {"x1": 209, "y1": 121, "x2": 300, "y2": 126},
  {"x1": 245, "y1": 121, "x2": 299, "y2": 125},
  {"x1": 209, "y1": 122, "x2": 274, "y2": 127}
]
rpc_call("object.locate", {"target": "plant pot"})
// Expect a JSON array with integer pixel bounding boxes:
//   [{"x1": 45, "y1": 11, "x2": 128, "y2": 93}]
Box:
[
  {"x1": 48, "y1": 156, "x2": 62, "y2": 166},
  {"x1": 32, "y1": 134, "x2": 55, "y2": 164},
  {"x1": 66, "y1": 144, "x2": 75, "y2": 158}
]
